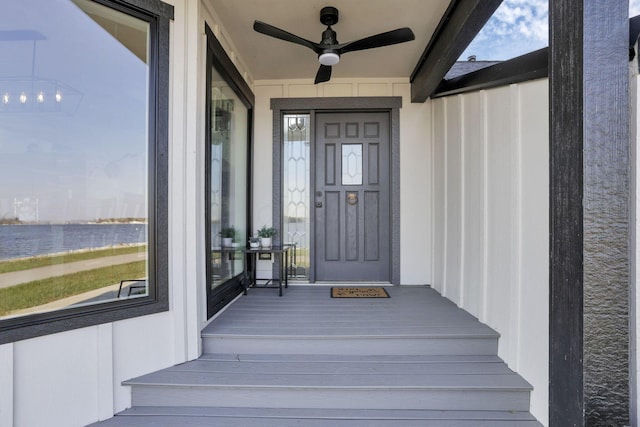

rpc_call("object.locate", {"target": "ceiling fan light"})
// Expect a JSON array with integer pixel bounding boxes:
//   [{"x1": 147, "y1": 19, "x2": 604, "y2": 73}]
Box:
[{"x1": 319, "y1": 52, "x2": 339, "y2": 66}]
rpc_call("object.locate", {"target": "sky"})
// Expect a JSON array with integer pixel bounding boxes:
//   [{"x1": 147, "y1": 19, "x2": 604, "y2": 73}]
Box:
[
  {"x1": 0, "y1": 0, "x2": 149, "y2": 222},
  {"x1": 463, "y1": 0, "x2": 640, "y2": 61}
]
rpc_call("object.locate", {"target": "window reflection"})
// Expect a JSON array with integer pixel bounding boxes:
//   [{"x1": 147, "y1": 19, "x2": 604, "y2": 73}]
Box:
[
  {"x1": 209, "y1": 70, "x2": 247, "y2": 288},
  {"x1": 0, "y1": 0, "x2": 150, "y2": 319},
  {"x1": 283, "y1": 114, "x2": 310, "y2": 279}
]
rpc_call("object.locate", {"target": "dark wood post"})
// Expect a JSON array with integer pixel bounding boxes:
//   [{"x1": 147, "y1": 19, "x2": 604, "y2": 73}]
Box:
[{"x1": 549, "y1": 1, "x2": 630, "y2": 425}]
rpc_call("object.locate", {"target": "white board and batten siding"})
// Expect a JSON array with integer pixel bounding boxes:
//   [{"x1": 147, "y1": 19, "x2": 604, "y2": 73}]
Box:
[{"x1": 431, "y1": 80, "x2": 549, "y2": 425}]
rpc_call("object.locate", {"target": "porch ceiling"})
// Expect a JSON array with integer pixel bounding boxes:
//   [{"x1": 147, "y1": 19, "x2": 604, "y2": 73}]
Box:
[{"x1": 208, "y1": 0, "x2": 450, "y2": 81}]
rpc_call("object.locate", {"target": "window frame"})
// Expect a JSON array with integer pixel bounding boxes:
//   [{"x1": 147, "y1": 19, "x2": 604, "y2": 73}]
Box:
[{"x1": 0, "y1": 0, "x2": 173, "y2": 345}]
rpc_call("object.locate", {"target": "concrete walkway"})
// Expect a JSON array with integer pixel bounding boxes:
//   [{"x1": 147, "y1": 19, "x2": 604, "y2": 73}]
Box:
[{"x1": 0, "y1": 252, "x2": 146, "y2": 289}]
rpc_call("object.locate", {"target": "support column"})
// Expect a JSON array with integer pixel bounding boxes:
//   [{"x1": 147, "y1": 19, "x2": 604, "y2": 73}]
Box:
[{"x1": 549, "y1": 1, "x2": 630, "y2": 425}]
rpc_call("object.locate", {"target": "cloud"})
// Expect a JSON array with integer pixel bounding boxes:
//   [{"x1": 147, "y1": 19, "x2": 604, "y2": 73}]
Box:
[
  {"x1": 463, "y1": 0, "x2": 640, "y2": 61},
  {"x1": 461, "y1": 0, "x2": 548, "y2": 61}
]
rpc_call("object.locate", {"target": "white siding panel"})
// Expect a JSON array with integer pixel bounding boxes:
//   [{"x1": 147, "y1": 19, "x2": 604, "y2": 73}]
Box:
[
  {"x1": 358, "y1": 82, "x2": 390, "y2": 96},
  {"x1": 14, "y1": 328, "x2": 100, "y2": 427},
  {"x1": 399, "y1": 89, "x2": 431, "y2": 285},
  {"x1": 0, "y1": 344, "x2": 13, "y2": 427},
  {"x1": 432, "y1": 98, "x2": 447, "y2": 294},
  {"x1": 322, "y1": 83, "x2": 354, "y2": 97},
  {"x1": 431, "y1": 79, "x2": 549, "y2": 425},
  {"x1": 253, "y1": 84, "x2": 284, "y2": 278},
  {"x1": 254, "y1": 84, "x2": 283, "y2": 228},
  {"x1": 174, "y1": 0, "x2": 203, "y2": 363},
  {"x1": 517, "y1": 79, "x2": 549, "y2": 424},
  {"x1": 484, "y1": 86, "x2": 515, "y2": 362},
  {"x1": 288, "y1": 84, "x2": 318, "y2": 98},
  {"x1": 112, "y1": 313, "x2": 176, "y2": 413},
  {"x1": 97, "y1": 324, "x2": 115, "y2": 420},
  {"x1": 461, "y1": 92, "x2": 485, "y2": 319},
  {"x1": 444, "y1": 96, "x2": 463, "y2": 303}
]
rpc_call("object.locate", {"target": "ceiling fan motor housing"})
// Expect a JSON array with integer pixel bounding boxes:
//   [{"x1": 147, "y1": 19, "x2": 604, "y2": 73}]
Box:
[
  {"x1": 319, "y1": 9, "x2": 340, "y2": 66},
  {"x1": 320, "y1": 6, "x2": 339, "y2": 26}
]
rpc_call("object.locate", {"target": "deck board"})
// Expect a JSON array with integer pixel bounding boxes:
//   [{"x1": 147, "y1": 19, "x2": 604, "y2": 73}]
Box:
[
  {"x1": 88, "y1": 407, "x2": 542, "y2": 426},
  {"x1": 203, "y1": 286, "x2": 498, "y2": 338},
  {"x1": 87, "y1": 285, "x2": 542, "y2": 426}
]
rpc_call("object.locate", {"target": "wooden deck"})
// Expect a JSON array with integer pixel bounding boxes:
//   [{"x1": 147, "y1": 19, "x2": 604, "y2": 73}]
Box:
[
  {"x1": 202, "y1": 285, "x2": 500, "y2": 355},
  {"x1": 88, "y1": 285, "x2": 542, "y2": 426}
]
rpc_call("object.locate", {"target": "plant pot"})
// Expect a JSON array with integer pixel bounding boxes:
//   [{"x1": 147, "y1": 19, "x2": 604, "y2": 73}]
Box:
[
  {"x1": 260, "y1": 237, "x2": 272, "y2": 248},
  {"x1": 249, "y1": 241, "x2": 260, "y2": 249},
  {"x1": 223, "y1": 237, "x2": 233, "y2": 247}
]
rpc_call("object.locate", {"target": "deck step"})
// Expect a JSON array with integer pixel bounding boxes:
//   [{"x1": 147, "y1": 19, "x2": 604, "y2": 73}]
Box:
[
  {"x1": 202, "y1": 333, "x2": 498, "y2": 355},
  {"x1": 89, "y1": 287, "x2": 541, "y2": 426},
  {"x1": 124, "y1": 354, "x2": 533, "y2": 412},
  {"x1": 201, "y1": 286, "x2": 499, "y2": 356},
  {"x1": 88, "y1": 407, "x2": 543, "y2": 426}
]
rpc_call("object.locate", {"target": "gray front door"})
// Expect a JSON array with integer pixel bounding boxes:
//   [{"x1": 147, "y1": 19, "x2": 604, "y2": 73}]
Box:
[{"x1": 314, "y1": 112, "x2": 390, "y2": 281}]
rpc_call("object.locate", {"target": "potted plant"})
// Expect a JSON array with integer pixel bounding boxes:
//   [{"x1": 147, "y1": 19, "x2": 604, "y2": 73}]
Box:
[
  {"x1": 248, "y1": 236, "x2": 260, "y2": 249},
  {"x1": 257, "y1": 225, "x2": 277, "y2": 248},
  {"x1": 220, "y1": 226, "x2": 236, "y2": 247}
]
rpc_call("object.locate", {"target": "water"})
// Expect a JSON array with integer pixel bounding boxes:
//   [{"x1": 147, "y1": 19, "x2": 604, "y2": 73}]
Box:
[{"x1": 0, "y1": 224, "x2": 147, "y2": 261}]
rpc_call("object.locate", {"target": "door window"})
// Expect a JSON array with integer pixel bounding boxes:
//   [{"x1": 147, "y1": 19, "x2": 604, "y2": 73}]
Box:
[
  {"x1": 341, "y1": 144, "x2": 363, "y2": 185},
  {"x1": 283, "y1": 114, "x2": 310, "y2": 279}
]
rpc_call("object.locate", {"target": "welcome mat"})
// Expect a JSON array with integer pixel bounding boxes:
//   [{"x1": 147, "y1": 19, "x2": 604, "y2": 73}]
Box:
[{"x1": 331, "y1": 287, "x2": 390, "y2": 298}]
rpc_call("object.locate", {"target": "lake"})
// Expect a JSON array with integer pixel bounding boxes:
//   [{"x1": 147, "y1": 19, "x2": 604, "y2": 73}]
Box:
[{"x1": 0, "y1": 224, "x2": 147, "y2": 261}]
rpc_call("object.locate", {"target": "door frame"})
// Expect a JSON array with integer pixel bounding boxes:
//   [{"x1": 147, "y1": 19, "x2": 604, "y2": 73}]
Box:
[{"x1": 271, "y1": 97, "x2": 402, "y2": 284}]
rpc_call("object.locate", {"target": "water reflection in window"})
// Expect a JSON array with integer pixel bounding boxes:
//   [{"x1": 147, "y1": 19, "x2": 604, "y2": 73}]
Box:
[{"x1": 0, "y1": 0, "x2": 150, "y2": 319}]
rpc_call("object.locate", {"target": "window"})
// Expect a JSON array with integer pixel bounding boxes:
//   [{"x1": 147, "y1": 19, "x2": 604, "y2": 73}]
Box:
[
  {"x1": 0, "y1": 0, "x2": 172, "y2": 343},
  {"x1": 283, "y1": 114, "x2": 311, "y2": 279},
  {"x1": 205, "y1": 25, "x2": 254, "y2": 318},
  {"x1": 208, "y1": 68, "x2": 248, "y2": 288}
]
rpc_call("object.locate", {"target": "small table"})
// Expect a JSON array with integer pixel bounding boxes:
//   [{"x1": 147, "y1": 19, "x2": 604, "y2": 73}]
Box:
[{"x1": 243, "y1": 246, "x2": 290, "y2": 296}]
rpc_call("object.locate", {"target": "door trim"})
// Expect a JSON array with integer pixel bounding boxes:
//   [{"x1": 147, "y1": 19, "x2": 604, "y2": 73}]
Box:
[{"x1": 271, "y1": 97, "x2": 402, "y2": 284}]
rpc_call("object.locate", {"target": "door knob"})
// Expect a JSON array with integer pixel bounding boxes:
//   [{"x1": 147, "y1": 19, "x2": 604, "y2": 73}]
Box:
[{"x1": 316, "y1": 201, "x2": 323, "y2": 208}]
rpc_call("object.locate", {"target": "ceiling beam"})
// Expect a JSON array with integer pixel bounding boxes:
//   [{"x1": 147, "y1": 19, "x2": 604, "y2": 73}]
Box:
[{"x1": 409, "y1": 0, "x2": 502, "y2": 103}]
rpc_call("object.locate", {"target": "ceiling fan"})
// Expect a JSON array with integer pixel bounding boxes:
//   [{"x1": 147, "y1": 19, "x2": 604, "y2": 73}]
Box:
[{"x1": 253, "y1": 6, "x2": 415, "y2": 84}]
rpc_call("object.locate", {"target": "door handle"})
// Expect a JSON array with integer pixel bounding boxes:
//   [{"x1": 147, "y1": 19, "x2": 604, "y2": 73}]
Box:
[{"x1": 316, "y1": 201, "x2": 323, "y2": 208}]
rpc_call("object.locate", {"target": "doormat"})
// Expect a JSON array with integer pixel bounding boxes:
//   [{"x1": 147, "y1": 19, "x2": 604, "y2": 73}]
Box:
[{"x1": 331, "y1": 287, "x2": 390, "y2": 298}]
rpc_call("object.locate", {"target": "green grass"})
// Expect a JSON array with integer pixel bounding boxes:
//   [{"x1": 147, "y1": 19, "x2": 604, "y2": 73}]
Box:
[
  {"x1": 0, "y1": 245, "x2": 146, "y2": 274},
  {"x1": 0, "y1": 261, "x2": 146, "y2": 316}
]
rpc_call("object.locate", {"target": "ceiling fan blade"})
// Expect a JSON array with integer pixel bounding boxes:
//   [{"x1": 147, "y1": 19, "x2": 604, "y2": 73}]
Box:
[
  {"x1": 254, "y1": 21, "x2": 321, "y2": 53},
  {"x1": 314, "y1": 65, "x2": 332, "y2": 84},
  {"x1": 339, "y1": 28, "x2": 415, "y2": 54}
]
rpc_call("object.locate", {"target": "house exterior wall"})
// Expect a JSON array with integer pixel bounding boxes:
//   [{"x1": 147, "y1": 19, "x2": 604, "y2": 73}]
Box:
[
  {"x1": 252, "y1": 79, "x2": 432, "y2": 284},
  {"x1": 0, "y1": 1, "x2": 210, "y2": 426},
  {"x1": 431, "y1": 80, "x2": 549, "y2": 425},
  {"x1": 0, "y1": 2, "x2": 559, "y2": 427}
]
